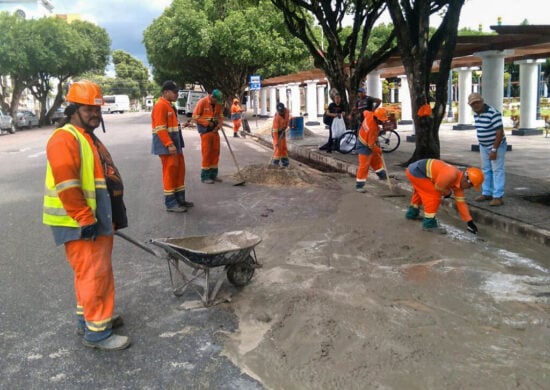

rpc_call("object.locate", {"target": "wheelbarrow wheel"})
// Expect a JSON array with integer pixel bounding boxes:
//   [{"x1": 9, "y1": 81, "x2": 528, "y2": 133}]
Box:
[{"x1": 226, "y1": 255, "x2": 255, "y2": 287}]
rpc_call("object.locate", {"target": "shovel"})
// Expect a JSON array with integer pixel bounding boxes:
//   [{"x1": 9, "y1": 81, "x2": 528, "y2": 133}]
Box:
[
  {"x1": 220, "y1": 126, "x2": 246, "y2": 186},
  {"x1": 379, "y1": 150, "x2": 404, "y2": 197}
]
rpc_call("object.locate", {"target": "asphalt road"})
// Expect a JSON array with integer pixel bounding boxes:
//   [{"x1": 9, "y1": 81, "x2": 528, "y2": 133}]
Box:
[
  {"x1": 0, "y1": 113, "x2": 270, "y2": 389},
  {"x1": 1, "y1": 112, "x2": 548, "y2": 389}
]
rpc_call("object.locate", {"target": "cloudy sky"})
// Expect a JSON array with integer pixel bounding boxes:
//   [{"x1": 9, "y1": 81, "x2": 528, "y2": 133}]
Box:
[{"x1": 1, "y1": 0, "x2": 547, "y2": 68}]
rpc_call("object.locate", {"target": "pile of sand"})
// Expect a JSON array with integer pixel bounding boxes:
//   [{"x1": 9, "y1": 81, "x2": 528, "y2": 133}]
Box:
[{"x1": 236, "y1": 164, "x2": 342, "y2": 188}]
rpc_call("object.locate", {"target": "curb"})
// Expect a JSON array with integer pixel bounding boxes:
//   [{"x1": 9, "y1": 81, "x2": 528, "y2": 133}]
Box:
[{"x1": 253, "y1": 132, "x2": 550, "y2": 247}]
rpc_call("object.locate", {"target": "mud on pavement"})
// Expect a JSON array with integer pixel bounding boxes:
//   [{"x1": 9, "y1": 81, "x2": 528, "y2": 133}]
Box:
[{"x1": 222, "y1": 162, "x2": 549, "y2": 390}]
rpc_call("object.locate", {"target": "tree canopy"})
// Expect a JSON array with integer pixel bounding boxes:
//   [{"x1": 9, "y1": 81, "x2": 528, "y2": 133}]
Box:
[
  {"x1": 143, "y1": 0, "x2": 311, "y2": 103},
  {"x1": 0, "y1": 12, "x2": 110, "y2": 123}
]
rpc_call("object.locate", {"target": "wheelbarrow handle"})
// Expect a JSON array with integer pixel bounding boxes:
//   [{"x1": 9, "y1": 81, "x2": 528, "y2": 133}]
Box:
[{"x1": 114, "y1": 231, "x2": 160, "y2": 257}]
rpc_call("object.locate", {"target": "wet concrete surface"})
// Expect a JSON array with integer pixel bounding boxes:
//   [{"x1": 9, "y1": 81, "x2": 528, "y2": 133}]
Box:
[
  {"x1": 246, "y1": 117, "x2": 550, "y2": 247},
  {"x1": 1, "y1": 113, "x2": 549, "y2": 389}
]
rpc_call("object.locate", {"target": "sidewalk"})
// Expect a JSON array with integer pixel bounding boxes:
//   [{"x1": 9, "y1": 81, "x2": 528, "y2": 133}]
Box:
[{"x1": 242, "y1": 116, "x2": 550, "y2": 247}]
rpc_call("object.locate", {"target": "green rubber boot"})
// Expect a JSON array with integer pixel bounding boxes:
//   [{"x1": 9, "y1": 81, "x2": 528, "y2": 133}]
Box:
[
  {"x1": 405, "y1": 206, "x2": 420, "y2": 220},
  {"x1": 422, "y1": 217, "x2": 447, "y2": 234}
]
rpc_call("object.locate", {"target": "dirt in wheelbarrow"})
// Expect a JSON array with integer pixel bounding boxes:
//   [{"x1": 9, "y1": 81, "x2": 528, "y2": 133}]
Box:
[{"x1": 219, "y1": 184, "x2": 550, "y2": 389}]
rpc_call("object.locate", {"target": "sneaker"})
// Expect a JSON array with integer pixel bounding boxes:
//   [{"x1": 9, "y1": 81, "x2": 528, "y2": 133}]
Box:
[
  {"x1": 166, "y1": 205, "x2": 187, "y2": 213},
  {"x1": 376, "y1": 170, "x2": 387, "y2": 180},
  {"x1": 202, "y1": 179, "x2": 214, "y2": 184},
  {"x1": 489, "y1": 197, "x2": 504, "y2": 206},
  {"x1": 405, "y1": 206, "x2": 420, "y2": 220},
  {"x1": 78, "y1": 314, "x2": 124, "y2": 336},
  {"x1": 82, "y1": 334, "x2": 131, "y2": 351},
  {"x1": 422, "y1": 218, "x2": 447, "y2": 234},
  {"x1": 212, "y1": 177, "x2": 223, "y2": 182},
  {"x1": 181, "y1": 201, "x2": 194, "y2": 208},
  {"x1": 475, "y1": 195, "x2": 492, "y2": 202}
]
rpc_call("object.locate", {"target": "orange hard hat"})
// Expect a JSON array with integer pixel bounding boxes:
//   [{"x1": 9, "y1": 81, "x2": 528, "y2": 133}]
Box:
[
  {"x1": 417, "y1": 104, "x2": 432, "y2": 117},
  {"x1": 66, "y1": 81, "x2": 103, "y2": 106},
  {"x1": 373, "y1": 107, "x2": 388, "y2": 122},
  {"x1": 465, "y1": 167, "x2": 484, "y2": 191}
]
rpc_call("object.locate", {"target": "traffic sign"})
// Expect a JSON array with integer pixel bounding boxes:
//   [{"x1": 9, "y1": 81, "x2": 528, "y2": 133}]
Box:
[{"x1": 249, "y1": 75, "x2": 261, "y2": 90}]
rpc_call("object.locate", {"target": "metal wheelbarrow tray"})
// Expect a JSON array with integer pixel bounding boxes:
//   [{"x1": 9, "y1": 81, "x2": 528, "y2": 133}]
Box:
[{"x1": 116, "y1": 230, "x2": 262, "y2": 306}]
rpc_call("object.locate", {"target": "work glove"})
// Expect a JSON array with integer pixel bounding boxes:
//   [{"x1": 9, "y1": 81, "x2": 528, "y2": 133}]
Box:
[
  {"x1": 466, "y1": 220, "x2": 478, "y2": 235},
  {"x1": 81, "y1": 223, "x2": 98, "y2": 241}
]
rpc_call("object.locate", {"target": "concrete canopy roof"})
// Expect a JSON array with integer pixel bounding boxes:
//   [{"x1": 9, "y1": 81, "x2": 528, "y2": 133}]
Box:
[{"x1": 261, "y1": 25, "x2": 550, "y2": 86}]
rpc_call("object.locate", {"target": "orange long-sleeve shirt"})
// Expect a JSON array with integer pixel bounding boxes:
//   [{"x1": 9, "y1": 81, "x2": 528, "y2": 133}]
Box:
[
  {"x1": 409, "y1": 159, "x2": 472, "y2": 221},
  {"x1": 192, "y1": 95, "x2": 224, "y2": 129}
]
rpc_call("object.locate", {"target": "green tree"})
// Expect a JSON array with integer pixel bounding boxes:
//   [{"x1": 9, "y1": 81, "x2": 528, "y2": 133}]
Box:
[
  {"x1": 386, "y1": 0, "x2": 465, "y2": 162},
  {"x1": 0, "y1": 14, "x2": 110, "y2": 124},
  {"x1": 269, "y1": 0, "x2": 396, "y2": 111},
  {"x1": 111, "y1": 50, "x2": 150, "y2": 99},
  {"x1": 143, "y1": 0, "x2": 310, "y2": 105}
]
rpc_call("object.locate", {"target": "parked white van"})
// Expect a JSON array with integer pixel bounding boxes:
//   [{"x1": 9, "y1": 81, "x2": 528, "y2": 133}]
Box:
[
  {"x1": 102, "y1": 95, "x2": 130, "y2": 114},
  {"x1": 176, "y1": 90, "x2": 207, "y2": 117}
]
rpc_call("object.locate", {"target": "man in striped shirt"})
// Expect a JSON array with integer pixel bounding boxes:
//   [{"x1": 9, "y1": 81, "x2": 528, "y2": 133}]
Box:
[{"x1": 468, "y1": 93, "x2": 507, "y2": 207}]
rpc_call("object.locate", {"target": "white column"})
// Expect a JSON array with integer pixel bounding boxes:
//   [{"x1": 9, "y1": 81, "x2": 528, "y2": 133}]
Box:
[
  {"x1": 366, "y1": 70, "x2": 382, "y2": 100},
  {"x1": 474, "y1": 50, "x2": 512, "y2": 112},
  {"x1": 317, "y1": 84, "x2": 326, "y2": 116},
  {"x1": 515, "y1": 59, "x2": 545, "y2": 130},
  {"x1": 277, "y1": 86, "x2": 287, "y2": 108},
  {"x1": 454, "y1": 66, "x2": 478, "y2": 129},
  {"x1": 260, "y1": 88, "x2": 268, "y2": 117},
  {"x1": 269, "y1": 87, "x2": 277, "y2": 117},
  {"x1": 398, "y1": 75, "x2": 412, "y2": 125},
  {"x1": 305, "y1": 79, "x2": 319, "y2": 123},
  {"x1": 288, "y1": 82, "x2": 301, "y2": 117}
]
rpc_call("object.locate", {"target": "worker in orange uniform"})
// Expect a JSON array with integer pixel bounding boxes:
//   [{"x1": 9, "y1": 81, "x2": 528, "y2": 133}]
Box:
[
  {"x1": 151, "y1": 80, "x2": 193, "y2": 212},
  {"x1": 272, "y1": 102, "x2": 290, "y2": 168},
  {"x1": 231, "y1": 98, "x2": 244, "y2": 137},
  {"x1": 355, "y1": 107, "x2": 389, "y2": 193},
  {"x1": 43, "y1": 81, "x2": 130, "y2": 350},
  {"x1": 405, "y1": 158, "x2": 484, "y2": 234},
  {"x1": 192, "y1": 89, "x2": 225, "y2": 183}
]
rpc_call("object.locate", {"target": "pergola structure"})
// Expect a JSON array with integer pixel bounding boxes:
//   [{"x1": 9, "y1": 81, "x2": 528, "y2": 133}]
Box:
[{"x1": 258, "y1": 25, "x2": 550, "y2": 134}]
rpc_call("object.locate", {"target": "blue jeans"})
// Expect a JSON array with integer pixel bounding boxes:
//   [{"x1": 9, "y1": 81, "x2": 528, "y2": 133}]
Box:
[{"x1": 479, "y1": 140, "x2": 506, "y2": 198}]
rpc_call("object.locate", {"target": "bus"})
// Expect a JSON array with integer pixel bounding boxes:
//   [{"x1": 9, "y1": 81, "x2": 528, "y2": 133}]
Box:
[{"x1": 102, "y1": 95, "x2": 130, "y2": 114}]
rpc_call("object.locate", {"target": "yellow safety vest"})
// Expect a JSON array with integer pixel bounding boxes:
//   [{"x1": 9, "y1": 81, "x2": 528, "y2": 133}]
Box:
[{"x1": 43, "y1": 124, "x2": 103, "y2": 227}]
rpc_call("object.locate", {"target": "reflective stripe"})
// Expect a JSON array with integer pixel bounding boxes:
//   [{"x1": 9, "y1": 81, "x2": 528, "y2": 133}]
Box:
[
  {"x1": 153, "y1": 125, "x2": 179, "y2": 134},
  {"x1": 425, "y1": 159, "x2": 434, "y2": 178},
  {"x1": 43, "y1": 124, "x2": 98, "y2": 227}
]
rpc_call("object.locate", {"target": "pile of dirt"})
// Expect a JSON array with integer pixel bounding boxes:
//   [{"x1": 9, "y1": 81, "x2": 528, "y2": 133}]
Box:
[{"x1": 235, "y1": 164, "x2": 342, "y2": 188}]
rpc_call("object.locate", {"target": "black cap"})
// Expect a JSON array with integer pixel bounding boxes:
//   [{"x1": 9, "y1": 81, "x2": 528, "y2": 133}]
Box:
[{"x1": 162, "y1": 80, "x2": 178, "y2": 92}]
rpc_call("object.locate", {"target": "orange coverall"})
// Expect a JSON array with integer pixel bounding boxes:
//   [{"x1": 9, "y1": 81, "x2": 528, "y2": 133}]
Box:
[
  {"x1": 193, "y1": 95, "x2": 224, "y2": 181},
  {"x1": 46, "y1": 126, "x2": 116, "y2": 342},
  {"x1": 355, "y1": 111, "x2": 384, "y2": 189},
  {"x1": 151, "y1": 97, "x2": 187, "y2": 208},
  {"x1": 272, "y1": 108, "x2": 290, "y2": 167},
  {"x1": 231, "y1": 101, "x2": 243, "y2": 135},
  {"x1": 406, "y1": 159, "x2": 473, "y2": 220}
]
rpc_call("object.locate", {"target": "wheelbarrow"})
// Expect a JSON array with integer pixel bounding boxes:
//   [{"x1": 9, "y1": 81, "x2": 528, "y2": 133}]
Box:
[{"x1": 115, "y1": 230, "x2": 262, "y2": 307}]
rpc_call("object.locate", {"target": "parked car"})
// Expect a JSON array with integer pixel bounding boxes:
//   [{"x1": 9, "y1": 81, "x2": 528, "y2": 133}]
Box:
[
  {"x1": 15, "y1": 110, "x2": 40, "y2": 129},
  {"x1": 0, "y1": 111, "x2": 16, "y2": 134}
]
